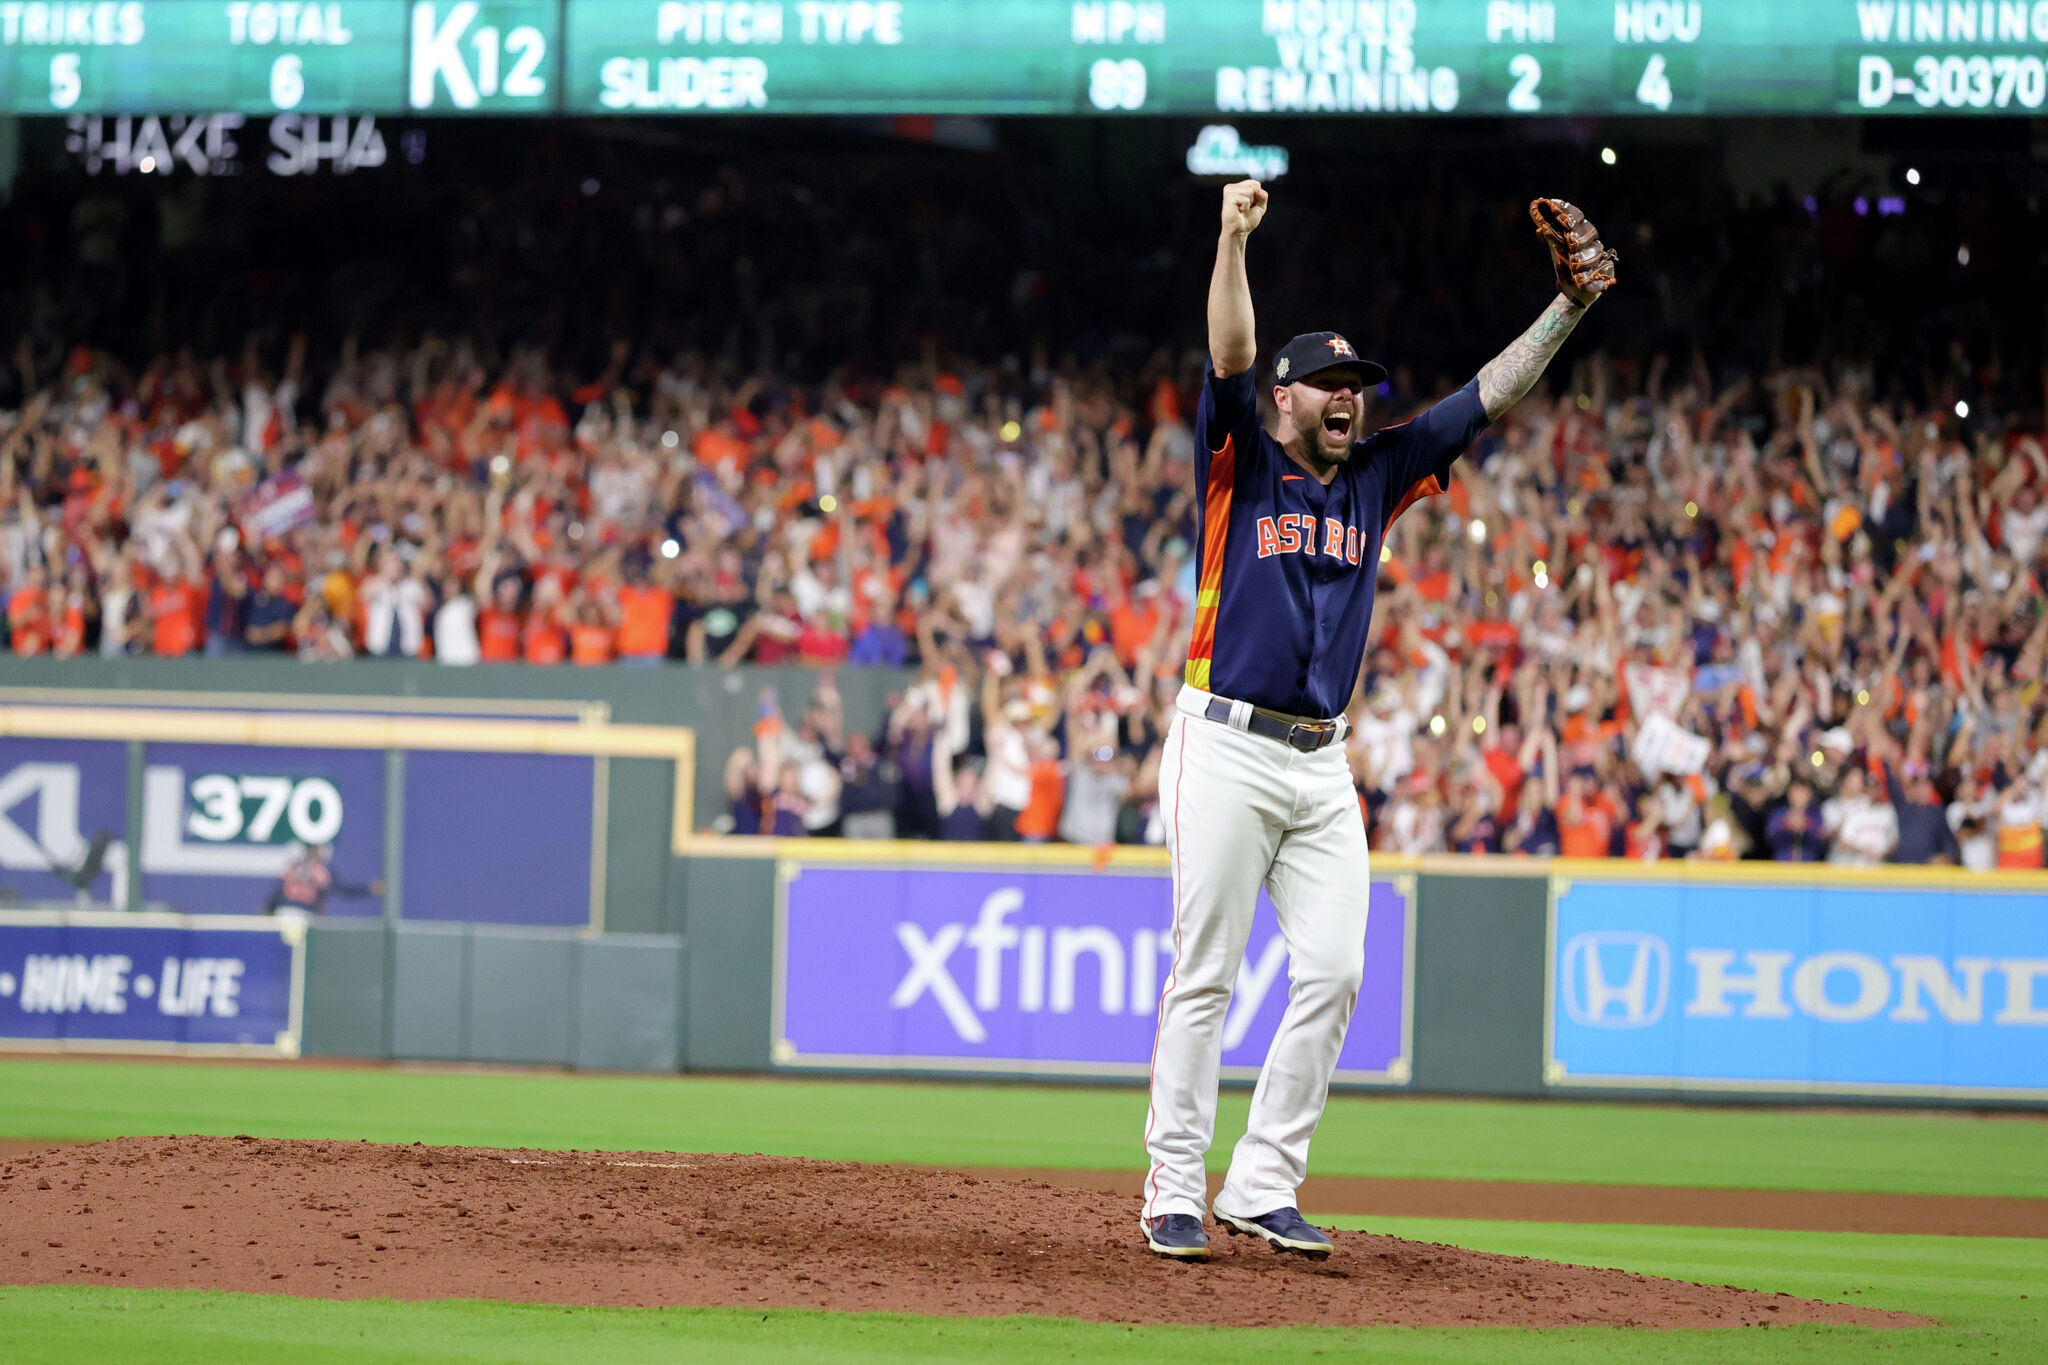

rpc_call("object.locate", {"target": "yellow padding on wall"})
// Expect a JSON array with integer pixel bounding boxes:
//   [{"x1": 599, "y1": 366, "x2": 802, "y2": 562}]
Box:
[{"x1": 0, "y1": 705, "x2": 698, "y2": 854}]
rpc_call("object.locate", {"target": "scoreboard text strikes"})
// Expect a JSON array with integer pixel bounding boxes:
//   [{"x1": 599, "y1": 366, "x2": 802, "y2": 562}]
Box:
[{"x1": 3, "y1": 1, "x2": 2047, "y2": 115}]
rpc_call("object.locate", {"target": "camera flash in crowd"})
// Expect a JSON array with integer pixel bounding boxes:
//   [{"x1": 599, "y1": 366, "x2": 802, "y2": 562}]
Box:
[
  {"x1": 661, "y1": 430, "x2": 680, "y2": 448},
  {"x1": 660, "y1": 539, "x2": 680, "y2": 559},
  {"x1": 1600, "y1": 147, "x2": 1616, "y2": 165},
  {"x1": 1429, "y1": 714, "x2": 1448, "y2": 736},
  {"x1": 1906, "y1": 167, "x2": 1920, "y2": 185},
  {"x1": 1955, "y1": 400, "x2": 1970, "y2": 418},
  {"x1": 1467, "y1": 519, "x2": 1487, "y2": 544}
]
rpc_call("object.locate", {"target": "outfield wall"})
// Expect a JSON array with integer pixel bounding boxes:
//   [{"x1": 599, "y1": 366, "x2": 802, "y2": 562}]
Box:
[
  {"x1": 664, "y1": 841, "x2": 2048, "y2": 1106},
  {"x1": 0, "y1": 658, "x2": 2043, "y2": 1104},
  {"x1": 0, "y1": 654, "x2": 911, "y2": 932}
]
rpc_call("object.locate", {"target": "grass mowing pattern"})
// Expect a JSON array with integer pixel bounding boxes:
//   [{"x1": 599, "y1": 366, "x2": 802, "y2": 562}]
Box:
[
  {"x1": 2, "y1": 1219, "x2": 2037, "y2": 1365},
  {"x1": 3, "y1": 1058, "x2": 2045, "y2": 1197},
  {"x1": 1337, "y1": 1218, "x2": 2048, "y2": 1361}
]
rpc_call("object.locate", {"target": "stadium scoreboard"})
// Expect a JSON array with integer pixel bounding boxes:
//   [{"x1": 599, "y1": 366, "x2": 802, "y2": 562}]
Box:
[{"x1": 7, "y1": 1, "x2": 2048, "y2": 116}]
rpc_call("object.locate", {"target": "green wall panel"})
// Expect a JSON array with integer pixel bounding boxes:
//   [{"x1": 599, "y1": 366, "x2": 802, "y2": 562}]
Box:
[
  {"x1": 1410, "y1": 872, "x2": 1550, "y2": 1096},
  {"x1": 676, "y1": 854, "x2": 777, "y2": 1071},
  {"x1": 389, "y1": 922, "x2": 472, "y2": 1062},
  {"x1": 301, "y1": 919, "x2": 390, "y2": 1060},
  {"x1": 467, "y1": 929, "x2": 579, "y2": 1067},
  {"x1": 577, "y1": 934, "x2": 686, "y2": 1073}
]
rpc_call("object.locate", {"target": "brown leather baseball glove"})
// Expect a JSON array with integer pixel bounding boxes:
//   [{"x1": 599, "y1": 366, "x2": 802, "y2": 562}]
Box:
[{"x1": 1529, "y1": 198, "x2": 1617, "y2": 307}]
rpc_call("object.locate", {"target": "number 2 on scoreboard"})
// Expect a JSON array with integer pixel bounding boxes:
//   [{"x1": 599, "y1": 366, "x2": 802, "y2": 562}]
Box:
[{"x1": 1507, "y1": 53, "x2": 1541, "y2": 112}]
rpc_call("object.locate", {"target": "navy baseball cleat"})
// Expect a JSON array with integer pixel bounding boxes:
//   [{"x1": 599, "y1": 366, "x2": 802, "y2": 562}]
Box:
[
  {"x1": 1213, "y1": 1205, "x2": 1335, "y2": 1259},
  {"x1": 1141, "y1": 1213, "x2": 1211, "y2": 1260}
]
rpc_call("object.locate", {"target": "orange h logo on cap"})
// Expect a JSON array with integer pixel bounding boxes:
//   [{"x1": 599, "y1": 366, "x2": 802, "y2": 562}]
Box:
[{"x1": 1327, "y1": 336, "x2": 1356, "y2": 358}]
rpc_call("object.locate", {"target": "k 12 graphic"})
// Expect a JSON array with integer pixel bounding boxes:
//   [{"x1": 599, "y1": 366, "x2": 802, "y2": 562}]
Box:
[
  {"x1": 1550, "y1": 879, "x2": 2048, "y2": 1097},
  {"x1": 777, "y1": 866, "x2": 1411, "y2": 1082}
]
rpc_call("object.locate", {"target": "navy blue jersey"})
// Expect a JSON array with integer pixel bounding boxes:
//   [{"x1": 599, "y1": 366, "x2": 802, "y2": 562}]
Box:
[{"x1": 1184, "y1": 369, "x2": 1488, "y2": 718}]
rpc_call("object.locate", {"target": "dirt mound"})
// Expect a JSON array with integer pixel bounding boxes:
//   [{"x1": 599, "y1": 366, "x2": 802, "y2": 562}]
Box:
[{"x1": 0, "y1": 1137, "x2": 1921, "y2": 1329}]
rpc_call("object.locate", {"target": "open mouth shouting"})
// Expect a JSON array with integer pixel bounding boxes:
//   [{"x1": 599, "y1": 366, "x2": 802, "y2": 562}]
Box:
[{"x1": 1320, "y1": 408, "x2": 1355, "y2": 443}]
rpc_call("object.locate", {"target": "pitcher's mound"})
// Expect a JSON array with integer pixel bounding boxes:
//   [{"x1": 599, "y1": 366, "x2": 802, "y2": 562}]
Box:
[{"x1": 0, "y1": 1137, "x2": 1921, "y2": 1329}]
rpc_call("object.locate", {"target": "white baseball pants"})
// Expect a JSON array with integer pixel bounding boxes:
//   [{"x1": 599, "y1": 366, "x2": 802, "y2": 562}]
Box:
[{"x1": 1141, "y1": 684, "x2": 1371, "y2": 1221}]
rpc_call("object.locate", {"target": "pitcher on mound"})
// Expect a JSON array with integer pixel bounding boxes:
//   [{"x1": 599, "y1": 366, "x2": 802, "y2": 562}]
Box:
[{"x1": 1140, "y1": 182, "x2": 1616, "y2": 1260}]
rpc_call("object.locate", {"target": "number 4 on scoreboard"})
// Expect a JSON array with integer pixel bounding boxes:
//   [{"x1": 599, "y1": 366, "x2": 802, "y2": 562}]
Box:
[{"x1": 1636, "y1": 52, "x2": 1672, "y2": 111}]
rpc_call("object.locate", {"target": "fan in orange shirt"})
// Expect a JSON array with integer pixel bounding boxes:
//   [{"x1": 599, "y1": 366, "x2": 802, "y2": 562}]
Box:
[
  {"x1": 1557, "y1": 768, "x2": 1619, "y2": 858},
  {"x1": 7, "y1": 565, "x2": 50, "y2": 656},
  {"x1": 569, "y1": 590, "x2": 618, "y2": 666},
  {"x1": 522, "y1": 578, "x2": 568, "y2": 665},
  {"x1": 148, "y1": 545, "x2": 206, "y2": 657},
  {"x1": 615, "y1": 566, "x2": 674, "y2": 663},
  {"x1": 476, "y1": 575, "x2": 525, "y2": 663},
  {"x1": 47, "y1": 585, "x2": 87, "y2": 658},
  {"x1": 1107, "y1": 582, "x2": 1163, "y2": 670},
  {"x1": 1013, "y1": 732, "x2": 1068, "y2": 844}
]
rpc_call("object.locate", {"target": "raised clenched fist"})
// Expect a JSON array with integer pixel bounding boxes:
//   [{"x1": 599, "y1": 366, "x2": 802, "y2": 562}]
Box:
[{"x1": 1220, "y1": 180, "x2": 1269, "y2": 240}]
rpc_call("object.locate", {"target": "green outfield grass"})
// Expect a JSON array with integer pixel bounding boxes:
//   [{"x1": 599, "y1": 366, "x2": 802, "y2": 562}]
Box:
[
  {"x1": 1, "y1": 1221, "x2": 2039, "y2": 1363},
  {"x1": 1, "y1": 1056, "x2": 2043, "y2": 1196},
  {"x1": 2, "y1": 1056, "x2": 2042, "y2": 1361}
]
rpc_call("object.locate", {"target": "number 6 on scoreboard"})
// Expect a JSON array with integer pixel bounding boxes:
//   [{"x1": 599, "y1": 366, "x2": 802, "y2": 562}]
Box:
[{"x1": 272, "y1": 54, "x2": 306, "y2": 110}]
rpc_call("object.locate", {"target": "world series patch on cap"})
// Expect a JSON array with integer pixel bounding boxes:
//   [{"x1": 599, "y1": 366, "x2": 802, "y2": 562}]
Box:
[{"x1": 1272, "y1": 332, "x2": 1388, "y2": 389}]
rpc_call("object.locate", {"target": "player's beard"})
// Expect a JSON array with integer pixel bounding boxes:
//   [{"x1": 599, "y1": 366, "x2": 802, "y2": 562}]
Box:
[{"x1": 1304, "y1": 399, "x2": 1359, "y2": 470}]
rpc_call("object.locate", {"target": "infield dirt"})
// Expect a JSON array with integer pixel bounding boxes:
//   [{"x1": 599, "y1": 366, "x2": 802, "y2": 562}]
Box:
[{"x1": 0, "y1": 1137, "x2": 1924, "y2": 1329}]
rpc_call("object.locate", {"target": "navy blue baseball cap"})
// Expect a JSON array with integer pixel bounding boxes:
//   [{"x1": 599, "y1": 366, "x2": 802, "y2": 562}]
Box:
[{"x1": 1272, "y1": 332, "x2": 1387, "y2": 389}]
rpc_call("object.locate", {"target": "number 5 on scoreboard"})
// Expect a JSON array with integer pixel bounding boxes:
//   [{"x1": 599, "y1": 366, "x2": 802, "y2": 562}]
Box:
[
  {"x1": 50, "y1": 52, "x2": 82, "y2": 110},
  {"x1": 1636, "y1": 52, "x2": 1672, "y2": 111}
]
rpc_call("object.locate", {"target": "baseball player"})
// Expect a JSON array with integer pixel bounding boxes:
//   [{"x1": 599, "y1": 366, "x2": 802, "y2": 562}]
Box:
[{"x1": 1140, "y1": 183, "x2": 1615, "y2": 1260}]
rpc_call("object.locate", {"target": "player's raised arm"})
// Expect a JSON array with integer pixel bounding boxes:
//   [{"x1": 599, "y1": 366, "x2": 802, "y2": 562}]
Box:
[
  {"x1": 1208, "y1": 180, "x2": 1267, "y2": 378},
  {"x1": 1476, "y1": 199, "x2": 1618, "y2": 420}
]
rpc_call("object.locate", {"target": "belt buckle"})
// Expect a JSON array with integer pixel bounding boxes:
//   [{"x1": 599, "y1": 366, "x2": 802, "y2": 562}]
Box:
[{"x1": 1286, "y1": 721, "x2": 1322, "y2": 752}]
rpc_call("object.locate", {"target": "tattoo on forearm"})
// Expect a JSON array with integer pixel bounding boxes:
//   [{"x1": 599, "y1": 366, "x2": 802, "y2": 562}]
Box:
[{"x1": 1478, "y1": 296, "x2": 1586, "y2": 419}]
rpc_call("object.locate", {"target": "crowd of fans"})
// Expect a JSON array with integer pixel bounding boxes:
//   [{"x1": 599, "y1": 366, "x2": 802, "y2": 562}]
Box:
[
  {"x1": 7, "y1": 332, "x2": 2046, "y2": 868},
  {"x1": 3, "y1": 125, "x2": 2045, "y2": 866},
  {"x1": 714, "y1": 352, "x2": 2048, "y2": 870}
]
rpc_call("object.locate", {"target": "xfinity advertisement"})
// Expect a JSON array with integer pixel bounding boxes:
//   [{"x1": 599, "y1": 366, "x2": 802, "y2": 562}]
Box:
[
  {"x1": 1549, "y1": 878, "x2": 2048, "y2": 1099},
  {"x1": 774, "y1": 865, "x2": 1412, "y2": 1083}
]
